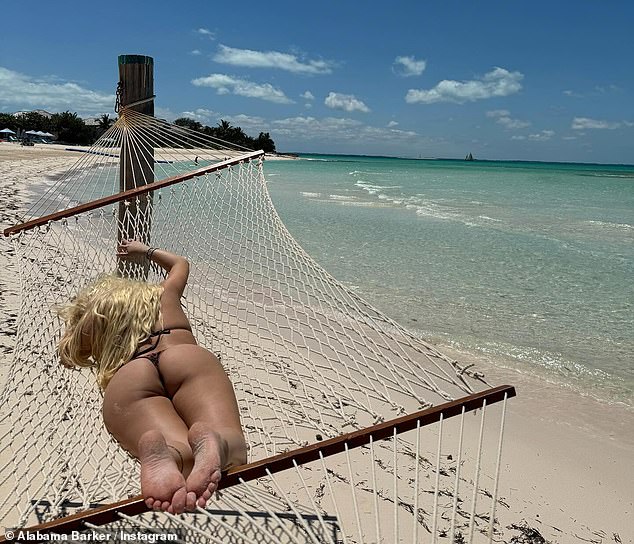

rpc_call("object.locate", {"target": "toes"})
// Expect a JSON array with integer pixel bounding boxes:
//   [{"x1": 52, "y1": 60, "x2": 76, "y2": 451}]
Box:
[
  {"x1": 147, "y1": 492, "x2": 188, "y2": 515},
  {"x1": 186, "y1": 492, "x2": 197, "y2": 511},
  {"x1": 171, "y1": 488, "x2": 188, "y2": 515}
]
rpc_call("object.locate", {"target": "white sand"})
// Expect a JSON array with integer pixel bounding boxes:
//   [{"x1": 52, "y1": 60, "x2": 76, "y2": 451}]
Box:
[
  {"x1": 440, "y1": 345, "x2": 633, "y2": 542},
  {"x1": 0, "y1": 141, "x2": 632, "y2": 543}
]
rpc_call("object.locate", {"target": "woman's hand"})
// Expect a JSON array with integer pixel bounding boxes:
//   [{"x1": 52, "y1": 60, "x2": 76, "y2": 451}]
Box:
[{"x1": 117, "y1": 239, "x2": 150, "y2": 257}]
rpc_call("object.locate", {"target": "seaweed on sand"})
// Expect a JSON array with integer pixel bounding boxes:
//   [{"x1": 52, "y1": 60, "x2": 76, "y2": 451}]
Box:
[{"x1": 507, "y1": 521, "x2": 550, "y2": 543}]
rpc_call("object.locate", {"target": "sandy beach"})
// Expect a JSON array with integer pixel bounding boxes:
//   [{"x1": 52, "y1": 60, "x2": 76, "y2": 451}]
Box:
[
  {"x1": 440, "y1": 345, "x2": 633, "y2": 543},
  {"x1": 0, "y1": 141, "x2": 632, "y2": 543}
]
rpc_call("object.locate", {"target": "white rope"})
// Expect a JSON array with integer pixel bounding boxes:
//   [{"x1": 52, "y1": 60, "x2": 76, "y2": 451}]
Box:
[
  {"x1": 412, "y1": 420, "x2": 421, "y2": 544},
  {"x1": 345, "y1": 442, "x2": 364, "y2": 544},
  {"x1": 236, "y1": 478, "x2": 309, "y2": 544},
  {"x1": 319, "y1": 451, "x2": 349, "y2": 544},
  {"x1": 370, "y1": 435, "x2": 382, "y2": 544},
  {"x1": 214, "y1": 488, "x2": 290, "y2": 542},
  {"x1": 431, "y1": 412, "x2": 444, "y2": 543},
  {"x1": 449, "y1": 406, "x2": 466, "y2": 543},
  {"x1": 292, "y1": 459, "x2": 338, "y2": 544},
  {"x1": 0, "y1": 110, "x2": 510, "y2": 541},
  {"x1": 393, "y1": 427, "x2": 399, "y2": 544},
  {"x1": 468, "y1": 399, "x2": 487, "y2": 543},
  {"x1": 487, "y1": 393, "x2": 509, "y2": 542},
  {"x1": 86, "y1": 517, "x2": 191, "y2": 544},
  {"x1": 264, "y1": 467, "x2": 323, "y2": 544},
  {"x1": 120, "y1": 94, "x2": 156, "y2": 109}
]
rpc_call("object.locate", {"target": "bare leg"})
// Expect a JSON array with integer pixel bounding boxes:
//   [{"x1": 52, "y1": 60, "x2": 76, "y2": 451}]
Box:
[
  {"x1": 159, "y1": 345, "x2": 247, "y2": 507},
  {"x1": 102, "y1": 360, "x2": 194, "y2": 513}
]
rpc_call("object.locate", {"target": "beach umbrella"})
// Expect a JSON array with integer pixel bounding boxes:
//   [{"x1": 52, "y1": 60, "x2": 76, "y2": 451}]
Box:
[
  {"x1": 0, "y1": 128, "x2": 16, "y2": 134},
  {"x1": 42, "y1": 132, "x2": 54, "y2": 137},
  {"x1": 25, "y1": 130, "x2": 38, "y2": 135}
]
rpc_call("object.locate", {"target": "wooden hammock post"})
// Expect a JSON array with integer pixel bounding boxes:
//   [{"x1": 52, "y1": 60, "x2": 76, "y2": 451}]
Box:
[{"x1": 117, "y1": 54, "x2": 154, "y2": 276}]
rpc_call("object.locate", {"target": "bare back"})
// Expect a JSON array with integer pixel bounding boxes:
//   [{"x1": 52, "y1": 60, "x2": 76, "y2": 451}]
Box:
[{"x1": 138, "y1": 286, "x2": 198, "y2": 353}]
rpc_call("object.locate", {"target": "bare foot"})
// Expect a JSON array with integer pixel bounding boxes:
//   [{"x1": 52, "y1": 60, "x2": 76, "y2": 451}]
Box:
[
  {"x1": 186, "y1": 422, "x2": 227, "y2": 508},
  {"x1": 138, "y1": 430, "x2": 188, "y2": 514}
]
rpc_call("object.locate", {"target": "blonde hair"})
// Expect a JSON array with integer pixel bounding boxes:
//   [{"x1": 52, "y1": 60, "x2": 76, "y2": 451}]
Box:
[{"x1": 57, "y1": 275, "x2": 163, "y2": 389}]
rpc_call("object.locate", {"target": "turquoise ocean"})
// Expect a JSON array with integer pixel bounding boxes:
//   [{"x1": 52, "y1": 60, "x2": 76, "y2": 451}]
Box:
[{"x1": 263, "y1": 155, "x2": 634, "y2": 407}]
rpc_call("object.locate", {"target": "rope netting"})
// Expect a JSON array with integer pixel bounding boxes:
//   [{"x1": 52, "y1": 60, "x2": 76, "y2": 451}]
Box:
[{"x1": 0, "y1": 110, "x2": 510, "y2": 542}]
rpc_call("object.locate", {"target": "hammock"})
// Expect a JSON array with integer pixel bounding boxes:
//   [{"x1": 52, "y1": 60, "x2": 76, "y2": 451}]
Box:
[{"x1": 0, "y1": 109, "x2": 514, "y2": 543}]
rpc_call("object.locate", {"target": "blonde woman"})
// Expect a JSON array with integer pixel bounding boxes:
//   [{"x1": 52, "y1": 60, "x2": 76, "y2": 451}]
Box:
[{"x1": 58, "y1": 240, "x2": 247, "y2": 514}]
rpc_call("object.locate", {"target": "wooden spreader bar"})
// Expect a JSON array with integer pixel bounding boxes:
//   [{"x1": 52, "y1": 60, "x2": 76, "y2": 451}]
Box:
[
  {"x1": 3, "y1": 150, "x2": 265, "y2": 237},
  {"x1": 1, "y1": 385, "x2": 515, "y2": 540}
]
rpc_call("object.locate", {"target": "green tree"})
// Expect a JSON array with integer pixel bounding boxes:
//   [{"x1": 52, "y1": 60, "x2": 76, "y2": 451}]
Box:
[
  {"x1": 97, "y1": 114, "x2": 114, "y2": 133},
  {"x1": 168, "y1": 116, "x2": 277, "y2": 152},
  {"x1": 255, "y1": 132, "x2": 276, "y2": 153},
  {"x1": 214, "y1": 119, "x2": 232, "y2": 142},
  {"x1": 51, "y1": 111, "x2": 94, "y2": 144},
  {"x1": 19, "y1": 112, "x2": 53, "y2": 133},
  {"x1": 0, "y1": 113, "x2": 18, "y2": 132},
  {"x1": 174, "y1": 118, "x2": 203, "y2": 132},
  {"x1": 1, "y1": 112, "x2": 52, "y2": 134}
]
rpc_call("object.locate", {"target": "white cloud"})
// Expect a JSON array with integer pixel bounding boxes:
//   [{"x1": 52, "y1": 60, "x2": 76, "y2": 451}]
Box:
[
  {"x1": 406, "y1": 67, "x2": 523, "y2": 104},
  {"x1": 219, "y1": 114, "x2": 268, "y2": 132},
  {"x1": 564, "y1": 85, "x2": 622, "y2": 99},
  {"x1": 170, "y1": 111, "x2": 270, "y2": 134},
  {"x1": 196, "y1": 28, "x2": 215, "y2": 39},
  {"x1": 154, "y1": 106, "x2": 180, "y2": 121},
  {"x1": 191, "y1": 74, "x2": 293, "y2": 104},
  {"x1": 272, "y1": 116, "x2": 361, "y2": 139},
  {"x1": 213, "y1": 44, "x2": 333, "y2": 75},
  {"x1": 486, "y1": 109, "x2": 530, "y2": 129},
  {"x1": 511, "y1": 135, "x2": 526, "y2": 140},
  {"x1": 388, "y1": 127, "x2": 418, "y2": 138},
  {"x1": 271, "y1": 115, "x2": 417, "y2": 143},
  {"x1": 562, "y1": 89, "x2": 583, "y2": 98},
  {"x1": 595, "y1": 84, "x2": 622, "y2": 94},
  {"x1": 301, "y1": 91, "x2": 315, "y2": 100},
  {"x1": 499, "y1": 117, "x2": 530, "y2": 130},
  {"x1": 393, "y1": 56, "x2": 427, "y2": 77},
  {"x1": 571, "y1": 117, "x2": 621, "y2": 130},
  {"x1": 387, "y1": 121, "x2": 399, "y2": 127},
  {"x1": 324, "y1": 92, "x2": 370, "y2": 113},
  {"x1": 528, "y1": 130, "x2": 555, "y2": 141},
  {"x1": 180, "y1": 108, "x2": 218, "y2": 124},
  {"x1": 190, "y1": 49, "x2": 202, "y2": 56},
  {"x1": 0, "y1": 66, "x2": 114, "y2": 115},
  {"x1": 486, "y1": 109, "x2": 510, "y2": 117}
]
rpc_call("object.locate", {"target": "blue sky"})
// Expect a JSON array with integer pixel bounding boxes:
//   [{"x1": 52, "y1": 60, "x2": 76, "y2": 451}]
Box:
[{"x1": 1, "y1": 1, "x2": 633, "y2": 163}]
